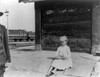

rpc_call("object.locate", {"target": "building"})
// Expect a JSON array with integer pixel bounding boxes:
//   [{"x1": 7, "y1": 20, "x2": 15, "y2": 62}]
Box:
[
  {"x1": 19, "y1": 0, "x2": 100, "y2": 55},
  {"x1": 9, "y1": 30, "x2": 35, "y2": 41}
]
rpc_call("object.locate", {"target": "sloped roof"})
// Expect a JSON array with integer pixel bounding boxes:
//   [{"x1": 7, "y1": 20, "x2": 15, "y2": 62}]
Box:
[{"x1": 19, "y1": 0, "x2": 99, "y2": 3}]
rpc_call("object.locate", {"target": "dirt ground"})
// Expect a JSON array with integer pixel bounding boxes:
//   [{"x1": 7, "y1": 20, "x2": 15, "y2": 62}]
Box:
[{"x1": 4, "y1": 45, "x2": 99, "y2": 77}]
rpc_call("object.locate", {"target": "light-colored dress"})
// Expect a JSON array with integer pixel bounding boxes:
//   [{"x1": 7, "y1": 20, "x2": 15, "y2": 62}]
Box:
[{"x1": 52, "y1": 45, "x2": 73, "y2": 69}]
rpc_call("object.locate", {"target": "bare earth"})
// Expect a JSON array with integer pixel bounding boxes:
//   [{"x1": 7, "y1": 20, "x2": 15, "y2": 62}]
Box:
[{"x1": 4, "y1": 46, "x2": 99, "y2": 77}]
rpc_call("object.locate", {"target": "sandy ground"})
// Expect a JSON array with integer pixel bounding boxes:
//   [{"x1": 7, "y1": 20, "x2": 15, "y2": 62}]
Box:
[{"x1": 4, "y1": 46, "x2": 99, "y2": 77}]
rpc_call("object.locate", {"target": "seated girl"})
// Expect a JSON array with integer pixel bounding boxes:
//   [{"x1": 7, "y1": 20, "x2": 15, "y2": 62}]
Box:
[{"x1": 46, "y1": 36, "x2": 73, "y2": 77}]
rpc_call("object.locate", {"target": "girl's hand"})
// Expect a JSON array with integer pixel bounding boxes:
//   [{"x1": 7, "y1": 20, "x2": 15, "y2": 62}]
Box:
[
  {"x1": 59, "y1": 56, "x2": 67, "y2": 60},
  {"x1": 55, "y1": 56, "x2": 61, "y2": 59},
  {"x1": 55, "y1": 56, "x2": 67, "y2": 60},
  {"x1": 61, "y1": 57, "x2": 67, "y2": 60}
]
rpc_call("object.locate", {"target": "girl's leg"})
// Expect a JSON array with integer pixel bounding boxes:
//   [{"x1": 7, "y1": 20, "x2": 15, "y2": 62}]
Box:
[
  {"x1": 46, "y1": 67, "x2": 55, "y2": 77},
  {"x1": 52, "y1": 67, "x2": 57, "y2": 74},
  {"x1": 47, "y1": 66, "x2": 54, "y2": 75}
]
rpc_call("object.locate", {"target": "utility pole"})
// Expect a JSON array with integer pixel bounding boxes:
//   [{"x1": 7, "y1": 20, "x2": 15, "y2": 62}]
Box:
[{"x1": 5, "y1": 9, "x2": 9, "y2": 39}]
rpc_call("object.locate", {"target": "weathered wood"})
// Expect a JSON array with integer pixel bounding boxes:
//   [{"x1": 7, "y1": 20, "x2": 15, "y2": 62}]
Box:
[
  {"x1": 92, "y1": 3, "x2": 100, "y2": 55},
  {"x1": 35, "y1": 3, "x2": 42, "y2": 50},
  {"x1": 40, "y1": 2, "x2": 92, "y2": 52},
  {"x1": 35, "y1": 1, "x2": 93, "y2": 52},
  {"x1": 19, "y1": 0, "x2": 99, "y2": 3}
]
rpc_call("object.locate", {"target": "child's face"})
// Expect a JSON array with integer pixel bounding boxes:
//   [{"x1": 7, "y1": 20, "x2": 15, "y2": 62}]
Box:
[{"x1": 60, "y1": 40, "x2": 67, "y2": 46}]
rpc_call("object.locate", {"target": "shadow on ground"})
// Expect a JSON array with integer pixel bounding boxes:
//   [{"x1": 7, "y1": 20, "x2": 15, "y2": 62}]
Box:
[{"x1": 15, "y1": 49, "x2": 35, "y2": 52}]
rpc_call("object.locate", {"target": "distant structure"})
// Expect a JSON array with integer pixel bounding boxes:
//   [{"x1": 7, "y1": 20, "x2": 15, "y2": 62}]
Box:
[{"x1": 9, "y1": 29, "x2": 35, "y2": 42}]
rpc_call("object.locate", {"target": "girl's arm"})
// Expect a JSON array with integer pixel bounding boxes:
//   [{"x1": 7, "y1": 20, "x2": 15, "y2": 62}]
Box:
[{"x1": 55, "y1": 47, "x2": 61, "y2": 59}]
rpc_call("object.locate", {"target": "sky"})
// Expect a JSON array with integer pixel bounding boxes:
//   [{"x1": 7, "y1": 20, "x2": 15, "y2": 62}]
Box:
[{"x1": 0, "y1": 0, "x2": 35, "y2": 32}]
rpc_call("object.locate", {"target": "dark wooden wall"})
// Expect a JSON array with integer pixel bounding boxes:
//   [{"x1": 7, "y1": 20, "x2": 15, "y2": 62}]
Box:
[{"x1": 35, "y1": 1, "x2": 92, "y2": 53}]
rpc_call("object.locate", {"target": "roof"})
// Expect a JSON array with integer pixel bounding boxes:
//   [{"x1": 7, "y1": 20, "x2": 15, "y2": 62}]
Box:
[{"x1": 19, "y1": 0, "x2": 99, "y2": 3}]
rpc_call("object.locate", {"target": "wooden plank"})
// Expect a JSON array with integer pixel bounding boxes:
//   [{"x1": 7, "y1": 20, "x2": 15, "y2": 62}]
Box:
[
  {"x1": 35, "y1": 9, "x2": 41, "y2": 44},
  {"x1": 19, "y1": 0, "x2": 99, "y2": 2},
  {"x1": 35, "y1": 3, "x2": 42, "y2": 50}
]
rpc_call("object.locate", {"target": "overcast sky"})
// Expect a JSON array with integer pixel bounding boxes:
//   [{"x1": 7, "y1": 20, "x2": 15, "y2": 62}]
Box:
[{"x1": 0, "y1": 0, "x2": 35, "y2": 32}]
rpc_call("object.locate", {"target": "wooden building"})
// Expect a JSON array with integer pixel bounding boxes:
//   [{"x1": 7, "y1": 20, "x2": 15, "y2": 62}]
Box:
[{"x1": 19, "y1": 0, "x2": 100, "y2": 55}]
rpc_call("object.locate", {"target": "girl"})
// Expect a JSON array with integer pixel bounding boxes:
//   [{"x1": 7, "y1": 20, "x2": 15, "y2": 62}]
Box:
[{"x1": 46, "y1": 36, "x2": 73, "y2": 77}]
